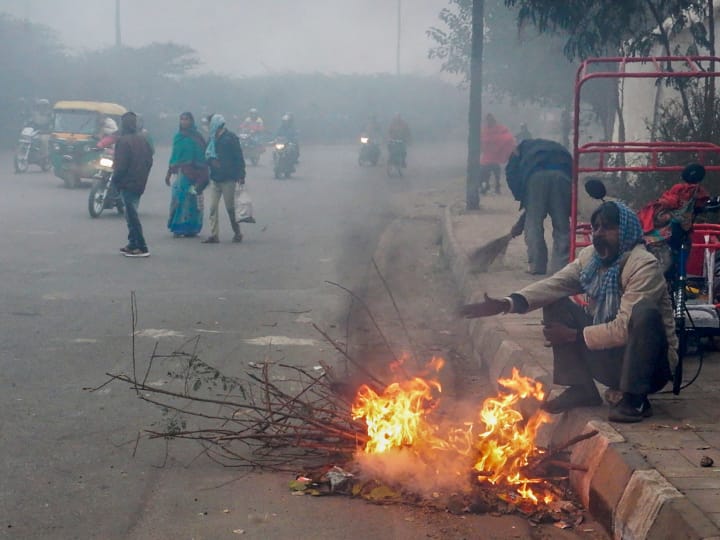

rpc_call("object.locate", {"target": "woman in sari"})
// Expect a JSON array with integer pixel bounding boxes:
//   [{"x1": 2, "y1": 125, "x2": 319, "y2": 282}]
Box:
[{"x1": 165, "y1": 112, "x2": 209, "y2": 237}]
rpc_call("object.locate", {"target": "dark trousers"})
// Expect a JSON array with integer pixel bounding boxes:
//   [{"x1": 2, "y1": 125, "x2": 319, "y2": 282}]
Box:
[
  {"x1": 121, "y1": 190, "x2": 147, "y2": 251},
  {"x1": 524, "y1": 171, "x2": 571, "y2": 275},
  {"x1": 479, "y1": 163, "x2": 502, "y2": 194},
  {"x1": 543, "y1": 298, "x2": 672, "y2": 395}
]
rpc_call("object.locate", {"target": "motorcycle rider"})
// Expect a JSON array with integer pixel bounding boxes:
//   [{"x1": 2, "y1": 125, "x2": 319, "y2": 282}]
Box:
[
  {"x1": 28, "y1": 98, "x2": 52, "y2": 158},
  {"x1": 97, "y1": 118, "x2": 119, "y2": 149},
  {"x1": 387, "y1": 113, "x2": 411, "y2": 167},
  {"x1": 364, "y1": 115, "x2": 383, "y2": 141},
  {"x1": 276, "y1": 113, "x2": 299, "y2": 164},
  {"x1": 240, "y1": 108, "x2": 265, "y2": 135}
]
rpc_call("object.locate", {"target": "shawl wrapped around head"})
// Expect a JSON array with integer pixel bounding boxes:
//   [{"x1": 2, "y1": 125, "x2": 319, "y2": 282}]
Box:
[
  {"x1": 579, "y1": 201, "x2": 644, "y2": 324},
  {"x1": 205, "y1": 114, "x2": 226, "y2": 160}
]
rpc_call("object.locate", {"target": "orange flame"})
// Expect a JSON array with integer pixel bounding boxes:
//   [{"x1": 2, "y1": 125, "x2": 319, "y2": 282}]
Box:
[
  {"x1": 352, "y1": 360, "x2": 552, "y2": 503},
  {"x1": 473, "y1": 368, "x2": 550, "y2": 501},
  {"x1": 351, "y1": 357, "x2": 444, "y2": 454}
]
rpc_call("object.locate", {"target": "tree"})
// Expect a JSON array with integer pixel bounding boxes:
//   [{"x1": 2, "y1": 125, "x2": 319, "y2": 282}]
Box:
[
  {"x1": 428, "y1": 0, "x2": 576, "y2": 108},
  {"x1": 504, "y1": 0, "x2": 717, "y2": 140}
]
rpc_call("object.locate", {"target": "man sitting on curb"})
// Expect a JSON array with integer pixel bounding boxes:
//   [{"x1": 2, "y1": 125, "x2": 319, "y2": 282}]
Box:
[{"x1": 460, "y1": 200, "x2": 677, "y2": 423}]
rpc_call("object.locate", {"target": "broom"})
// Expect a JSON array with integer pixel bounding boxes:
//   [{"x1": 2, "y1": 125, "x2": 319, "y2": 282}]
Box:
[
  {"x1": 468, "y1": 232, "x2": 514, "y2": 273},
  {"x1": 467, "y1": 211, "x2": 524, "y2": 273}
]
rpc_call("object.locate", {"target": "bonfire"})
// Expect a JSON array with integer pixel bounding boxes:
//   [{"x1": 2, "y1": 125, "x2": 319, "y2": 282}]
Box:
[{"x1": 100, "y1": 292, "x2": 596, "y2": 524}]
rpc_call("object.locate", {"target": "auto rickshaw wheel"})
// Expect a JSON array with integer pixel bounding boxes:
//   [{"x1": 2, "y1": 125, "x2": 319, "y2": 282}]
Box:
[{"x1": 64, "y1": 174, "x2": 81, "y2": 189}]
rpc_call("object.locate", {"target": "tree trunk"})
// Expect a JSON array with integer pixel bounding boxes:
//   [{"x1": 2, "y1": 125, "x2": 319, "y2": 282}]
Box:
[
  {"x1": 466, "y1": 0, "x2": 484, "y2": 210},
  {"x1": 645, "y1": 0, "x2": 697, "y2": 135},
  {"x1": 703, "y1": 0, "x2": 715, "y2": 142},
  {"x1": 616, "y1": 78, "x2": 627, "y2": 181}
]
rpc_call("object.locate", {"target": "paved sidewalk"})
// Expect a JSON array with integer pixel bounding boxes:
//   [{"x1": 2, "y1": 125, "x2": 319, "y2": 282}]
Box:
[{"x1": 441, "y1": 190, "x2": 720, "y2": 540}]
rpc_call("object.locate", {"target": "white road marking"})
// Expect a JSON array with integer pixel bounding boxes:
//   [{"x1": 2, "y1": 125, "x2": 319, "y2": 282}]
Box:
[
  {"x1": 244, "y1": 336, "x2": 317, "y2": 346},
  {"x1": 134, "y1": 329, "x2": 185, "y2": 338}
]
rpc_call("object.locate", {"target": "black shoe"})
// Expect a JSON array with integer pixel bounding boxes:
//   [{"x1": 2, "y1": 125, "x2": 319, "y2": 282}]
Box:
[
  {"x1": 232, "y1": 233, "x2": 243, "y2": 243},
  {"x1": 202, "y1": 236, "x2": 219, "y2": 244},
  {"x1": 123, "y1": 248, "x2": 150, "y2": 258},
  {"x1": 541, "y1": 385, "x2": 602, "y2": 414},
  {"x1": 608, "y1": 396, "x2": 652, "y2": 423},
  {"x1": 119, "y1": 245, "x2": 133, "y2": 254}
]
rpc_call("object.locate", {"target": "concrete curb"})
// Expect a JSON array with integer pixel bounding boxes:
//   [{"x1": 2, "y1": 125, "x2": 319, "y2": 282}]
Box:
[{"x1": 441, "y1": 205, "x2": 720, "y2": 540}]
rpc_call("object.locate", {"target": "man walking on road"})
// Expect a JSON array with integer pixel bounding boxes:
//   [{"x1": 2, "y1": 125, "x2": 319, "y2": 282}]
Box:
[
  {"x1": 112, "y1": 112, "x2": 154, "y2": 258},
  {"x1": 202, "y1": 114, "x2": 246, "y2": 244},
  {"x1": 461, "y1": 201, "x2": 676, "y2": 423},
  {"x1": 505, "y1": 138, "x2": 572, "y2": 275}
]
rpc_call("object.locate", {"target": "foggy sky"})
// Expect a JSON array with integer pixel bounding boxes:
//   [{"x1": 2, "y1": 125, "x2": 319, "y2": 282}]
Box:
[{"x1": 0, "y1": 0, "x2": 451, "y2": 77}]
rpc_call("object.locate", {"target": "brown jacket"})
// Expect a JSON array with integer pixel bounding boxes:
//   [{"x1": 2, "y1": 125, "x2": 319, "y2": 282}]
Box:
[{"x1": 516, "y1": 244, "x2": 678, "y2": 370}]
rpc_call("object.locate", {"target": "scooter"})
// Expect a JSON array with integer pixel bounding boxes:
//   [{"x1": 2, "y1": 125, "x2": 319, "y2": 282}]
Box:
[
  {"x1": 14, "y1": 126, "x2": 51, "y2": 173},
  {"x1": 358, "y1": 135, "x2": 380, "y2": 166},
  {"x1": 88, "y1": 149, "x2": 124, "y2": 218}
]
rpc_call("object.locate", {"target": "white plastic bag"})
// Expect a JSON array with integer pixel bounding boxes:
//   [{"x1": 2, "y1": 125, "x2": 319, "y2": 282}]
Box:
[{"x1": 234, "y1": 185, "x2": 255, "y2": 223}]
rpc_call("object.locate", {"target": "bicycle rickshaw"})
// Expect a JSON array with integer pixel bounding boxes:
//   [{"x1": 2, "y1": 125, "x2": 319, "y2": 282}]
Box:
[{"x1": 570, "y1": 56, "x2": 720, "y2": 395}]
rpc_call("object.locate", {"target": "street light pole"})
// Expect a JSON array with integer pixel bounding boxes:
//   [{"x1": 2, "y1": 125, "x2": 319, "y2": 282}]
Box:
[
  {"x1": 466, "y1": 0, "x2": 484, "y2": 210},
  {"x1": 396, "y1": 0, "x2": 401, "y2": 75},
  {"x1": 115, "y1": 0, "x2": 122, "y2": 47}
]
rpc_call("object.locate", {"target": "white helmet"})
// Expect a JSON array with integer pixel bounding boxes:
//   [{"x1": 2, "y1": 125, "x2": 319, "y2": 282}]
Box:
[{"x1": 102, "y1": 117, "x2": 118, "y2": 135}]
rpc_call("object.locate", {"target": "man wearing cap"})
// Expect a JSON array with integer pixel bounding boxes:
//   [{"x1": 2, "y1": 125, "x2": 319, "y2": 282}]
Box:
[{"x1": 461, "y1": 200, "x2": 677, "y2": 423}]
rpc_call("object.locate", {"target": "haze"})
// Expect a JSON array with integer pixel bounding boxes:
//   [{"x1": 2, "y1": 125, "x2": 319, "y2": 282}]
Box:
[{"x1": 0, "y1": 0, "x2": 450, "y2": 76}]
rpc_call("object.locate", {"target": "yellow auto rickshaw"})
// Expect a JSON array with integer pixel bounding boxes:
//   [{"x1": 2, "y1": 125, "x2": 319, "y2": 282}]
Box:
[{"x1": 49, "y1": 100, "x2": 127, "y2": 188}]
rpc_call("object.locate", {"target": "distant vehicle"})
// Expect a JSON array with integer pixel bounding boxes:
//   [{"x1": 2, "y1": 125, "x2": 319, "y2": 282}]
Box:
[
  {"x1": 239, "y1": 131, "x2": 265, "y2": 166},
  {"x1": 358, "y1": 135, "x2": 380, "y2": 166},
  {"x1": 272, "y1": 137, "x2": 298, "y2": 179},
  {"x1": 14, "y1": 126, "x2": 51, "y2": 173},
  {"x1": 88, "y1": 148, "x2": 123, "y2": 218},
  {"x1": 386, "y1": 139, "x2": 406, "y2": 178},
  {"x1": 50, "y1": 100, "x2": 127, "y2": 188}
]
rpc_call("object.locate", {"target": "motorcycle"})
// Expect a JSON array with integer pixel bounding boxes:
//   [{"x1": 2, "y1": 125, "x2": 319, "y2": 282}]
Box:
[
  {"x1": 88, "y1": 149, "x2": 124, "y2": 218},
  {"x1": 272, "y1": 137, "x2": 298, "y2": 179},
  {"x1": 386, "y1": 139, "x2": 406, "y2": 178},
  {"x1": 358, "y1": 135, "x2": 380, "y2": 166},
  {"x1": 14, "y1": 126, "x2": 51, "y2": 174},
  {"x1": 239, "y1": 131, "x2": 265, "y2": 166}
]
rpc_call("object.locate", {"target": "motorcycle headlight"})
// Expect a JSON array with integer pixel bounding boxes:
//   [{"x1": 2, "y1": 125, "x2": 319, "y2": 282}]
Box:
[
  {"x1": 275, "y1": 143, "x2": 286, "y2": 150},
  {"x1": 360, "y1": 137, "x2": 369, "y2": 144},
  {"x1": 52, "y1": 143, "x2": 61, "y2": 151},
  {"x1": 99, "y1": 157, "x2": 114, "y2": 168}
]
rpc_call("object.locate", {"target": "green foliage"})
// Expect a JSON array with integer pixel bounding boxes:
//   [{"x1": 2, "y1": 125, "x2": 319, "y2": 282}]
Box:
[
  {"x1": 608, "y1": 85, "x2": 720, "y2": 207},
  {"x1": 427, "y1": 0, "x2": 576, "y2": 108}
]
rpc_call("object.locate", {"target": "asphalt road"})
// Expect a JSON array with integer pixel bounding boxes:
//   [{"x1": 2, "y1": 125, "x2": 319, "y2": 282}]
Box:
[{"x1": 0, "y1": 143, "x2": 474, "y2": 539}]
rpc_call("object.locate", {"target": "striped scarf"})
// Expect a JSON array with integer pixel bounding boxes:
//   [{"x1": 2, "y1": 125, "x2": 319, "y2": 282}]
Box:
[{"x1": 579, "y1": 201, "x2": 643, "y2": 324}]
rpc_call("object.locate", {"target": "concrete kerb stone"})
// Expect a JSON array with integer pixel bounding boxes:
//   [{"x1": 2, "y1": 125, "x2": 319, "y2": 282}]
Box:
[
  {"x1": 440, "y1": 203, "x2": 720, "y2": 539},
  {"x1": 441, "y1": 206, "x2": 551, "y2": 386}
]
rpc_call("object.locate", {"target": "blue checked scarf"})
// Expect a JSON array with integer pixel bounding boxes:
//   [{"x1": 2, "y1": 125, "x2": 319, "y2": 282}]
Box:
[
  {"x1": 579, "y1": 201, "x2": 643, "y2": 324},
  {"x1": 205, "y1": 114, "x2": 226, "y2": 160}
]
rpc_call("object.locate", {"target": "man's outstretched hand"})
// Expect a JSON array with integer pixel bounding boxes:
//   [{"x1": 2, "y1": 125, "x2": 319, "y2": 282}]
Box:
[{"x1": 459, "y1": 293, "x2": 510, "y2": 318}]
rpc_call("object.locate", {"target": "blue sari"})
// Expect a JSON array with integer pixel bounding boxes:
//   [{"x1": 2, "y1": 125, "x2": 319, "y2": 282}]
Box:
[{"x1": 168, "y1": 126, "x2": 207, "y2": 236}]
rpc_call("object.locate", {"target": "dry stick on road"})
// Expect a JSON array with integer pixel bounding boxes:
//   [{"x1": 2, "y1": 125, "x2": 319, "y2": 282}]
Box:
[
  {"x1": 324, "y1": 280, "x2": 409, "y2": 380},
  {"x1": 371, "y1": 257, "x2": 420, "y2": 367}
]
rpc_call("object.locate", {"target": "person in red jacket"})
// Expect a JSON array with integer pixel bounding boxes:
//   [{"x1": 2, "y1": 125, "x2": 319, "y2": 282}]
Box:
[{"x1": 479, "y1": 114, "x2": 516, "y2": 194}]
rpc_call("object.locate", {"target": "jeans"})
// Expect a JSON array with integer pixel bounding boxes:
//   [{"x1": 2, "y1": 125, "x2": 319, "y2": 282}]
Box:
[
  {"x1": 523, "y1": 171, "x2": 571, "y2": 274},
  {"x1": 543, "y1": 298, "x2": 672, "y2": 395},
  {"x1": 208, "y1": 180, "x2": 240, "y2": 238},
  {"x1": 120, "y1": 190, "x2": 146, "y2": 251}
]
